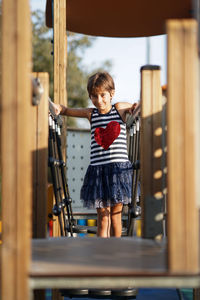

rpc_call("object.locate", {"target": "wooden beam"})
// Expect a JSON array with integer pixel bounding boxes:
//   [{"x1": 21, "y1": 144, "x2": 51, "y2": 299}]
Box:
[
  {"x1": 53, "y1": 0, "x2": 67, "y2": 106},
  {"x1": 167, "y1": 19, "x2": 199, "y2": 273},
  {"x1": 53, "y1": 0, "x2": 67, "y2": 193},
  {"x1": 52, "y1": 1, "x2": 67, "y2": 244},
  {"x1": 1, "y1": 0, "x2": 32, "y2": 299},
  {"x1": 140, "y1": 65, "x2": 165, "y2": 239},
  {"x1": 31, "y1": 73, "x2": 49, "y2": 239}
]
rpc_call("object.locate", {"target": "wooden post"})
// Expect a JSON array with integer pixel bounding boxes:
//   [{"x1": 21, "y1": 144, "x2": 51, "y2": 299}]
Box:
[
  {"x1": 53, "y1": 0, "x2": 67, "y2": 158},
  {"x1": 52, "y1": 2, "x2": 66, "y2": 298},
  {"x1": 140, "y1": 65, "x2": 165, "y2": 239},
  {"x1": 31, "y1": 73, "x2": 49, "y2": 239},
  {"x1": 53, "y1": 0, "x2": 67, "y2": 106},
  {"x1": 1, "y1": 0, "x2": 32, "y2": 299},
  {"x1": 193, "y1": 288, "x2": 200, "y2": 300},
  {"x1": 53, "y1": 3, "x2": 66, "y2": 298},
  {"x1": 52, "y1": 0, "x2": 67, "y2": 245},
  {"x1": 167, "y1": 19, "x2": 199, "y2": 273}
]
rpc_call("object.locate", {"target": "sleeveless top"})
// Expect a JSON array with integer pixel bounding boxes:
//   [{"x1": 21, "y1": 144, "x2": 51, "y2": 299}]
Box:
[{"x1": 90, "y1": 105, "x2": 129, "y2": 166}]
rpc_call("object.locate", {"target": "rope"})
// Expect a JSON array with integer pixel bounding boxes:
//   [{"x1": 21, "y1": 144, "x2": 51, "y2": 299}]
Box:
[
  {"x1": 48, "y1": 112, "x2": 75, "y2": 236},
  {"x1": 127, "y1": 115, "x2": 141, "y2": 236}
]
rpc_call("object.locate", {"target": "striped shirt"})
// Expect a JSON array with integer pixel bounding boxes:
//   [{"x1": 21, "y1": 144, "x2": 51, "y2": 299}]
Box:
[{"x1": 90, "y1": 105, "x2": 129, "y2": 166}]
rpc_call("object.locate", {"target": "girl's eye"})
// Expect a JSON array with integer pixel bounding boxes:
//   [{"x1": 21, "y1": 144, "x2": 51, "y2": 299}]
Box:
[{"x1": 101, "y1": 93, "x2": 106, "y2": 97}]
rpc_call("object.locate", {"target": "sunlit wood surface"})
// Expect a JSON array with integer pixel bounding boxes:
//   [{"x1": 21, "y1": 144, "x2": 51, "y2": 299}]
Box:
[
  {"x1": 30, "y1": 237, "x2": 167, "y2": 277},
  {"x1": 167, "y1": 19, "x2": 199, "y2": 274},
  {"x1": 1, "y1": 0, "x2": 32, "y2": 299}
]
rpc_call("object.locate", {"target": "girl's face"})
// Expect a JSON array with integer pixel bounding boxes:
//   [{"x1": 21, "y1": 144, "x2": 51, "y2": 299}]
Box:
[{"x1": 90, "y1": 89, "x2": 114, "y2": 114}]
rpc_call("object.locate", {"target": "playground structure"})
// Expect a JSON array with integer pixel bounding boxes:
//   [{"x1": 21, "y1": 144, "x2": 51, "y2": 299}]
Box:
[{"x1": 0, "y1": 1, "x2": 200, "y2": 300}]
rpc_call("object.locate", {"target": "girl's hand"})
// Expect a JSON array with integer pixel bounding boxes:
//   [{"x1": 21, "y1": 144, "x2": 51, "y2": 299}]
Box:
[
  {"x1": 128, "y1": 102, "x2": 138, "y2": 115},
  {"x1": 53, "y1": 103, "x2": 62, "y2": 116},
  {"x1": 49, "y1": 99, "x2": 63, "y2": 116}
]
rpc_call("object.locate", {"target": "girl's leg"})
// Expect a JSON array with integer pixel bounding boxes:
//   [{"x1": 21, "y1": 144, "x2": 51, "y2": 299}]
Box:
[
  {"x1": 97, "y1": 207, "x2": 111, "y2": 237},
  {"x1": 110, "y1": 203, "x2": 123, "y2": 237}
]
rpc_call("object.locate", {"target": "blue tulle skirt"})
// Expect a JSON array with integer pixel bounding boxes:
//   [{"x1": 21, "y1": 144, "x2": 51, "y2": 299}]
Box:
[{"x1": 80, "y1": 161, "x2": 133, "y2": 209}]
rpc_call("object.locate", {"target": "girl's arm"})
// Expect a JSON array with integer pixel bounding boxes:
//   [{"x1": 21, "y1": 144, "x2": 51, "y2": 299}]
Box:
[
  {"x1": 115, "y1": 102, "x2": 139, "y2": 122},
  {"x1": 50, "y1": 102, "x2": 93, "y2": 121},
  {"x1": 60, "y1": 105, "x2": 93, "y2": 120}
]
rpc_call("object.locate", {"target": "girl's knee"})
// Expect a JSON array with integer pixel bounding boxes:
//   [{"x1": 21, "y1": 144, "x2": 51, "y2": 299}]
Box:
[
  {"x1": 111, "y1": 203, "x2": 123, "y2": 216},
  {"x1": 99, "y1": 207, "x2": 110, "y2": 217},
  {"x1": 97, "y1": 207, "x2": 110, "y2": 225},
  {"x1": 111, "y1": 203, "x2": 123, "y2": 224}
]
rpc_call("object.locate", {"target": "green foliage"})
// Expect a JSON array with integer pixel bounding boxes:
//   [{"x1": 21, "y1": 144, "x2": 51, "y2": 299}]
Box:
[
  {"x1": 32, "y1": 10, "x2": 112, "y2": 127},
  {"x1": 32, "y1": 10, "x2": 54, "y2": 98}
]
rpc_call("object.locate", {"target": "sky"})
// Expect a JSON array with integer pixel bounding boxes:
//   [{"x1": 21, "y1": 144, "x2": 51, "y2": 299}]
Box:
[{"x1": 30, "y1": 0, "x2": 167, "y2": 103}]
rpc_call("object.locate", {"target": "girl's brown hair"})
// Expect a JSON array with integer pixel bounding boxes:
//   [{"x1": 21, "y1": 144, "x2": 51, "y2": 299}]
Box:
[{"x1": 87, "y1": 72, "x2": 115, "y2": 98}]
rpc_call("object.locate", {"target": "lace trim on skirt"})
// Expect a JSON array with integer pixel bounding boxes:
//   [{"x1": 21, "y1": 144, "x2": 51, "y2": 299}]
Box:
[{"x1": 80, "y1": 161, "x2": 133, "y2": 209}]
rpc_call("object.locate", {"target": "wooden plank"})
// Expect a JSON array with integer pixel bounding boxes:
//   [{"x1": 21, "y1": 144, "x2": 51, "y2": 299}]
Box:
[
  {"x1": 30, "y1": 237, "x2": 167, "y2": 277},
  {"x1": 59, "y1": 0, "x2": 67, "y2": 107},
  {"x1": 140, "y1": 66, "x2": 164, "y2": 239},
  {"x1": 32, "y1": 73, "x2": 49, "y2": 238},
  {"x1": 1, "y1": 0, "x2": 32, "y2": 299},
  {"x1": 193, "y1": 288, "x2": 200, "y2": 300},
  {"x1": 167, "y1": 19, "x2": 199, "y2": 273},
  {"x1": 31, "y1": 77, "x2": 38, "y2": 239},
  {"x1": 53, "y1": 0, "x2": 67, "y2": 106},
  {"x1": 52, "y1": 0, "x2": 67, "y2": 242},
  {"x1": 53, "y1": 0, "x2": 60, "y2": 104},
  {"x1": 52, "y1": 290, "x2": 64, "y2": 300}
]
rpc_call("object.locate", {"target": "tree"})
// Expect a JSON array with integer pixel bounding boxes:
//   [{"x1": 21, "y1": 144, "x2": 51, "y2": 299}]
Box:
[
  {"x1": 32, "y1": 10, "x2": 112, "y2": 127},
  {"x1": 32, "y1": 10, "x2": 54, "y2": 99}
]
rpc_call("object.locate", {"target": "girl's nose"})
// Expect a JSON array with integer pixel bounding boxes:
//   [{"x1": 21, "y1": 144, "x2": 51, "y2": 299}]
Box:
[{"x1": 97, "y1": 95, "x2": 102, "y2": 103}]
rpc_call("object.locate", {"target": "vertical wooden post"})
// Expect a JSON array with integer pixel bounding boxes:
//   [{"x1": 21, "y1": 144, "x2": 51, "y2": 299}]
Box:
[
  {"x1": 53, "y1": 0, "x2": 67, "y2": 106},
  {"x1": 52, "y1": 0, "x2": 67, "y2": 246},
  {"x1": 1, "y1": 0, "x2": 32, "y2": 299},
  {"x1": 31, "y1": 73, "x2": 49, "y2": 239},
  {"x1": 52, "y1": 2, "x2": 66, "y2": 299},
  {"x1": 140, "y1": 65, "x2": 165, "y2": 239},
  {"x1": 167, "y1": 19, "x2": 199, "y2": 273}
]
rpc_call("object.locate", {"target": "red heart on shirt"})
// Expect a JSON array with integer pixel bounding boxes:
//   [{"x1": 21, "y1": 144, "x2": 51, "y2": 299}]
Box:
[{"x1": 94, "y1": 121, "x2": 121, "y2": 150}]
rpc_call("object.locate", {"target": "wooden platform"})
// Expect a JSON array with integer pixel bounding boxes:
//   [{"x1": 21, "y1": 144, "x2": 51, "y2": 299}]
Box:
[{"x1": 30, "y1": 237, "x2": 200, "y2": 290}]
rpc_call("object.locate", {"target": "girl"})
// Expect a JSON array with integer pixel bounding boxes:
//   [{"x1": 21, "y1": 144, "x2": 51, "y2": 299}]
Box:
[{"x1": 53, "y1": 72, "x2": 137, "y2": 237}]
